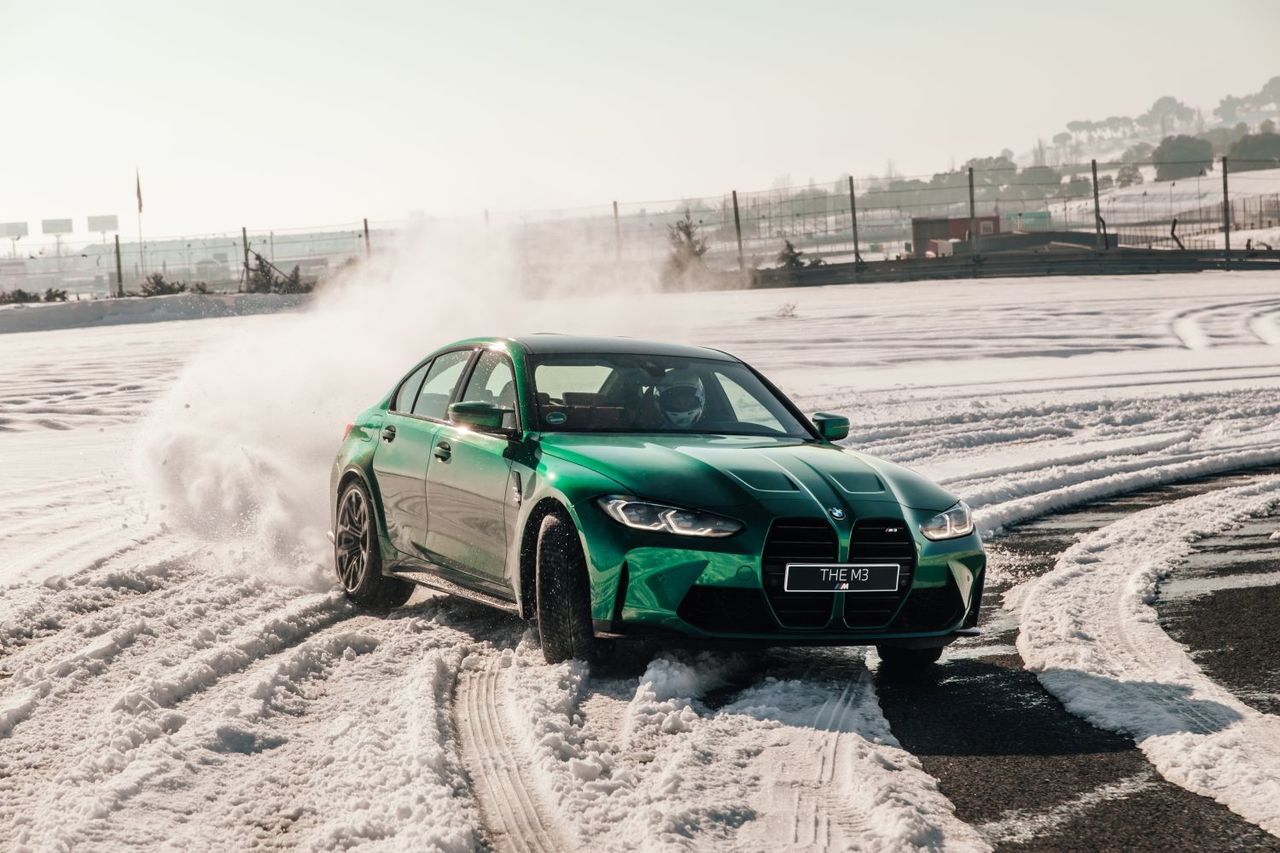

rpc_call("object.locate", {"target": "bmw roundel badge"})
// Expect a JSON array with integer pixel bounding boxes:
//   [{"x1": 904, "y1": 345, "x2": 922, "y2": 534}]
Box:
[{"x1": 828, "y1": 507, "x2": 846, "y2": 520}]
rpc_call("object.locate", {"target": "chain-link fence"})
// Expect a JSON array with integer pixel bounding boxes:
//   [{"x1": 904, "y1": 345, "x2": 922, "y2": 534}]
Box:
[{"x1": 3, "y1": 157, "x2": 1279, "y2": 300}]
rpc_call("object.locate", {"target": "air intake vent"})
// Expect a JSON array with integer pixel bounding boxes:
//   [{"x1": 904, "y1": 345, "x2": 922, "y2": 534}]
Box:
[
  {"x1": 843, "y1": 518, "x2": 916, "y2": 629},
  {"x1": 895, "y1": 575, "x2": 964, "y2": 632},
  {"x1": 762, "y1": 518, "x2": 838, "y2": 628},
  {"x1": 677, "y1": 586, "x2": 776, "y2": 634}
]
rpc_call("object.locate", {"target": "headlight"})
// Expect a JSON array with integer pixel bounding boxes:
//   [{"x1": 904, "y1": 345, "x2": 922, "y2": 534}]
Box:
[
  {"x1": 596, "y1": 496, "x2": 743, "y2": 538},
  {"x1": 919, "y1": 501, "x2": 974, "y2": 540}
]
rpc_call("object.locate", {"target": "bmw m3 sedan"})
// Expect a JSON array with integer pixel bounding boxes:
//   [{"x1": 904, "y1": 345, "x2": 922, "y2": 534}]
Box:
[{"x1": 331, "y1": 335, "x2": 984, "y2": 666}]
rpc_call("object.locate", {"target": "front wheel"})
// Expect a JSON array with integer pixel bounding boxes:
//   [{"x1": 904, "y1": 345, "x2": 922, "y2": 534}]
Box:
[
  {"x1": 334, "y1": 480, "x2": 415, "y2": 608},
  {"x1": 535, "y1": 511, "x2": 606, "y2": 664},
  {"x1": 876, "y1": 644, "x2": 942, "y2": 672}
]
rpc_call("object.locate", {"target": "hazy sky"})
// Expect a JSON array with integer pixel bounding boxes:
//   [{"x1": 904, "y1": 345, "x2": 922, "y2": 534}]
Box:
[{"x1": 2, "y1": 0, "x2": 1277, "y2": 236}]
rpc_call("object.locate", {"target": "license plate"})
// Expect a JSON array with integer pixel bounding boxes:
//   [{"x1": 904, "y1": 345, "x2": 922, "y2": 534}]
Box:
[{"x1": 784, "y1": 563, "x2": 900, "y2": 593}]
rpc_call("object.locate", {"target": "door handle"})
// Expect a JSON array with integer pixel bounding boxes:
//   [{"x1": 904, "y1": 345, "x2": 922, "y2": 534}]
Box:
[
  {"x1": 433, "y1": 440, "x2": 452, "y2": 461},
  {"x1": 381, "y1": 424, "x2": 397, "y2": 442}
]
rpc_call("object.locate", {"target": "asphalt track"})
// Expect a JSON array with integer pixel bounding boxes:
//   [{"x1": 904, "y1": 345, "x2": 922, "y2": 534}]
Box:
[{"x1": 876, "y1": 468, "x2": 1280, "y2": 851}]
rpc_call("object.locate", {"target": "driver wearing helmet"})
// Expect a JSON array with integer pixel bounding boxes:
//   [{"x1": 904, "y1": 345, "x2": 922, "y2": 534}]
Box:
[{"x1": 654, "y1": 369, "x2": 706, "y2": 428}]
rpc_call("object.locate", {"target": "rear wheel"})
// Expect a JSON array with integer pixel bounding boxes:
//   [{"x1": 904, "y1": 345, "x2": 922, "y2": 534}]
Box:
[
  {"x1": 876, "y1": 644, "x2": 943, "y2": 672},
  {"x1": 535, "y1": 511, "x2": 606, "y2": 664},
  {"x1": 335, "y1": 480, "x2": 415, "y2": 608}
]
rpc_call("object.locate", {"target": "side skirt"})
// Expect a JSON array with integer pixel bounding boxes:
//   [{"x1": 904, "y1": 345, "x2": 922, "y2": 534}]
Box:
[{"x1": 390, "y1": 567, "x2": 521, "y2": 615}]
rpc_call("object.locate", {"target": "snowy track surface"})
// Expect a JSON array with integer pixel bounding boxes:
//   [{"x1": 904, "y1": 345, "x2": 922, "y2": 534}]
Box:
[
  {"x1": 4, "y1": 272, "x2": 1280, "y2": 849},
  {"x1": 1013, "y1": 478, "x2": 1280, "y2": 835}
]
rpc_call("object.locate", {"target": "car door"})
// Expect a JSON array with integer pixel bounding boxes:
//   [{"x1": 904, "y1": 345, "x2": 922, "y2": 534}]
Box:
[
  {"x1": 423, "y1": 349, "x2": 519, "y2": 584},
  {"x1": 372, "y1": 349, "x2": 473, "y2": 557}
]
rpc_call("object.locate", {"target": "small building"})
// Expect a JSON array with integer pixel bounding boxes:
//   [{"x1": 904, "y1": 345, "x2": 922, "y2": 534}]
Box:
[
  {"x1": 1001, "y1": 210, "x2": 1053, "y2": 232},
  {"x1": 926, "y1": 238, "x2": 956, "y2": 257},
  {"x1": 910, "y1": 216, "x2": 999, "y2": 258}
]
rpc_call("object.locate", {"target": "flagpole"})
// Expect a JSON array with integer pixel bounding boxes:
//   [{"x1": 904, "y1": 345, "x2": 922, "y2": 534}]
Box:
[{"x1": 136, "y1": 168, "x2": 145, "y2": 279}]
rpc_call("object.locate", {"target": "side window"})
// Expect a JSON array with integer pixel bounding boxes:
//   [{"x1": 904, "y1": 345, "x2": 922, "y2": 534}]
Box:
[
  {"x1": 459, "y1": 350, "x2": 518, "y2": 428},
  {"x1": 392, "y1": 361, "x2": 431, "y2": 413},
  {"x1": 412, "y1": 350, "x2": 472, "y2": 419},
  {"x1": 716, "y1": 371, "x2": 786, "y2": 433}
]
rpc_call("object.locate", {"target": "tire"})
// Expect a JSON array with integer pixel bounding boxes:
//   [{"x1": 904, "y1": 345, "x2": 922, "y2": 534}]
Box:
[
  {"x1": 535, "y1": 511, "x2": 605, "y2": 664},
  {"x1": 876, "y1": 644, "x2": 943, "y2": 672},
  {"x1": 334, "y1": 479, "x2": 415, "y2": 608}
]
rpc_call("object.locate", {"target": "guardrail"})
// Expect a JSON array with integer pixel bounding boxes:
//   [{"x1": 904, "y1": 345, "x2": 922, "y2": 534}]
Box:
[{"x1": 750, "y1": 248, "x2": 1280, "y2": 288}]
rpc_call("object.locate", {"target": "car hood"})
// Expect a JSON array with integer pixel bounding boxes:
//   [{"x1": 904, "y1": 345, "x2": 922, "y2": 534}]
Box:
[{"x1": 537, "y1": 433, "x2": 957, "y2": 514}]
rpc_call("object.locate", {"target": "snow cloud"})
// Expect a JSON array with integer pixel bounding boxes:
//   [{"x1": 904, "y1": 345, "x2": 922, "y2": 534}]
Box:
[{"x1": 134, "y1": 223, "x2": 679, "y2": 588}]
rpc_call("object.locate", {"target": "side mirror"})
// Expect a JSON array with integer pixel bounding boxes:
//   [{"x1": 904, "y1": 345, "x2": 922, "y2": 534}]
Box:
[
  {"x1": 449, "y1": 401, "x2": 515, "y2": 433},
  {"x1": 812, "y1": 412, "x2": 850, "y2": 442}
]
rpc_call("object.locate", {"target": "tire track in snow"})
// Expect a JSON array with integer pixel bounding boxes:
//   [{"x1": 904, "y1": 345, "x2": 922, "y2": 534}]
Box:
[
  {"x1": 1167, "y1": 298, "x2": 1280, "y2": 350},
  {"x1": 742, "y1": 681, "x2": 868, "y2": 850},
  {"x1": 0, "y1": 570, "x2": 300, "y2": 738},
  {"x1": 37, "y1": 602, "x2": 485, "y2": 851},
  {"x1": 11, "y1": 591, "x2": 348, "y2": 845},
  {"x1": 726, "y1": 652, "x2": 989, "y2": 853},
  {"x1": 880, "y1": 471, "x2": 1280, "y2": 851},
  {"x1": 458, "y1": 652, "x2": 570, "y2": 853},
  {"x1": 485, "y1": 640, "x2": 985, "y2": 852},
  {"x1": 1249, "y1": 306, "x2": 1280, "y2": 346},
  {"x1": 1012, "y1": 476, "x2": 1280, "y2": 836},
  {"x1": 0, "y1": 575, "x2": 308, "y2": 839},
  {"x1": 0, "y1": 538, "x2": 197, "y2": 657}
]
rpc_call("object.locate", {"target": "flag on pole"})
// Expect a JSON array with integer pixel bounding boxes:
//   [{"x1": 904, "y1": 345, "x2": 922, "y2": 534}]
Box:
[{"x1": 136, "y1": 169, "x2": 143, "y2": 214}]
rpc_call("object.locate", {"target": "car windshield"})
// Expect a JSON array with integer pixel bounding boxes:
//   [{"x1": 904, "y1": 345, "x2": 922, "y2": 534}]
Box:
[{"x1": 530, "y1": 353, "x2": 812, "y2": 438}]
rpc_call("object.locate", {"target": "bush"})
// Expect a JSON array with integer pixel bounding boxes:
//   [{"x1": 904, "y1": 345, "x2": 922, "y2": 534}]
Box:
[
  {"x1": 43, "y1": 288, "x2": 68, "y2": 302},
  {"x1": 140, "y1": 273, "x2": 187, "y2": 297},
  {"x1": 1152, "y1": 135, "x2": 1213, "y2": 181},
  {"x1": 278, "y1": 265, "x2": 309, "y2": 294},
  {"x1": 1122, "y1": 142, "x2": 1154, "y2": 163},
  {"x1": 246, "y1": 256, "x2": 277, "y2": 293},
  {"x1": 1228, "y1": 133, "x2": 1280, "y2": 172},
  {"x1": 1062, "y1": 175, "x2": 1092, "y2": 198},
  {"x1": 776, "y1": 240, "x2": 805, "y2": 270},
  {"x1": 246, "y1": 255, "x2": 313, "y2": 294},
  {"x1": 661, "y1": 212, "x2": 710, "y2": 290},
  {"x1": 0, "y1": 288, "x2": 43, "y2": 305},
  {"x1": 1117, "y1": 163, "x2": 1144, "y2": 187}
]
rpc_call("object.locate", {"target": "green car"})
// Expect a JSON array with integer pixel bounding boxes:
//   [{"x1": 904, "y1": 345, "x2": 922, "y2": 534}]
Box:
[{"x1": 330, "y1": 336, "x2": 983, "y2": 667}]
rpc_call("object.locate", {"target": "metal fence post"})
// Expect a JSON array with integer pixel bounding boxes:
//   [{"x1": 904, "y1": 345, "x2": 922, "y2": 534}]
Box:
[
  {"x1": 612, "y1": 201, "x2": 621, "y2": 263},
  {"x1": 731, "y1": 190, "x2": 744, "y2": 271},
  {"x1": 1091, "y1": 159, "x2": 1104, "y2": 251},
  {"x1": 114, "y1": 234, "x2": 124, "y2": 297},
  {"x1": 848, "y1": 176, "x2": 861, "y2": 264},
  {"x1": 967, "y1": 167, "x2": 979, "y2": 253},
  {"x1": 1222, "y1": 156, "x2": 1230, "y2": 266},
  {"x1": 363, "y1": 218, "x2": 371, "y2": 256},
  {"x1": 241, "y1": 227, "x2": 250, "y2": 292}
]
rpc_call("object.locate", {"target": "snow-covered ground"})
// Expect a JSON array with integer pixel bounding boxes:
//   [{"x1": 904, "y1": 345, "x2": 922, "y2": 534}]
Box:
[{"x1": 3, "y1": 260, "x2": 1280, "y2": 849}]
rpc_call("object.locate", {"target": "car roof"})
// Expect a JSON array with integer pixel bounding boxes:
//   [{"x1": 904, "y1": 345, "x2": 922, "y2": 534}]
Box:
[{"x1": 496, "y1": 335, "x2": 739, "y2": 361}]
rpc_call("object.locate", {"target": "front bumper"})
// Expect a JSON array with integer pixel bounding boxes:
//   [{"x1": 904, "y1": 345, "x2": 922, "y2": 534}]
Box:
[{"x1": 578, "y1": 508, "x2": 985, "y2": 647}]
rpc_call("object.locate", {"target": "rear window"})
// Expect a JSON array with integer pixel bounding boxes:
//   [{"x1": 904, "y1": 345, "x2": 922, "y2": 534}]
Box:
[
  {"x1": 391, "y1": 362, "x2": 430, "y2": 413},
  {"x1": 411, "y1": 350, "x2": 472, "y2": 419}
]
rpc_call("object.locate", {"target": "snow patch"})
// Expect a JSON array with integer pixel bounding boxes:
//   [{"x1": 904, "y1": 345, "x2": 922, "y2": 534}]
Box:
[{"x1": 1014, "y1": 477, "x2": 1280, "y2": 835}]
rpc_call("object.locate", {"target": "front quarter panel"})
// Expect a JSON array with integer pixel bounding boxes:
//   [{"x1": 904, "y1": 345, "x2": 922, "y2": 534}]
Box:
[{"x1": 512, "y1": 440, "x2": 636, "y2": 619}]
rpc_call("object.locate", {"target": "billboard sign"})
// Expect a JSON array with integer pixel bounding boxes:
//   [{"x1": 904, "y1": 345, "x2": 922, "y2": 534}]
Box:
[
  {"x1": 41, "y1": 219, "x2": 74, "y2": 235},
  {"x1": 87, "y1": 215, "x2": 119, "y2": 232},
  {"x1": 1, "y1": 222, "x2": 28, "y2": 238}
]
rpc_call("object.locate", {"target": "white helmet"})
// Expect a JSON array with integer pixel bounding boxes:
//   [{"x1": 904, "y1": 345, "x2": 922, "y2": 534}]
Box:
[{"x1": 656, "y1": 369, "x2": 705, "y2": 428}]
